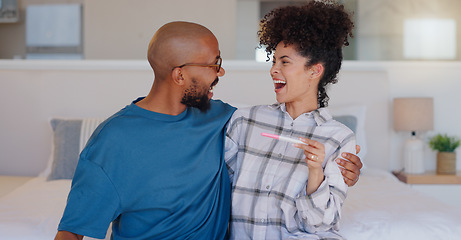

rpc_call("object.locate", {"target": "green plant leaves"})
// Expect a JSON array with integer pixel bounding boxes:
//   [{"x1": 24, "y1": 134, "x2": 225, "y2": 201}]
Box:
[{"x1": 429, "y1": 134, "x2": 461, "y2": 152}]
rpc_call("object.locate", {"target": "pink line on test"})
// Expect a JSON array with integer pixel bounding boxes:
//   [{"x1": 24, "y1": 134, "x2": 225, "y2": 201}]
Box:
[{"x1": 261, "y1": 132, "x2": 280, "y2": 140}]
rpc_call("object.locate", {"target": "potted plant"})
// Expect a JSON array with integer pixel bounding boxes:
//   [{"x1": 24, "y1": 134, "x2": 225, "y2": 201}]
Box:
[{"x1": 429, "y1": 134, "x2": 460, "y2": 174}]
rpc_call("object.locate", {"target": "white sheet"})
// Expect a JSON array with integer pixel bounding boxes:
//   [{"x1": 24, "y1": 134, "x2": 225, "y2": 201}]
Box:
[
  {"x1": 339, "y1": 168, "x2": 461, "y2": 240},
  {"x1": 0, "y1": 176, "x2": 33, "y2": 198},
  {"x1": 0, "y1": 177, "x2": 110, "y2": 240},
  {"x1": 1, "y1": 170, "x2": 460, "y2": 240}
]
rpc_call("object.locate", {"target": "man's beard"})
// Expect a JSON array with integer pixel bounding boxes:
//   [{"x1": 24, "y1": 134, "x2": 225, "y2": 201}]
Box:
[{"x1": 181, "y1": 78, "x2": 215, "y2": 112}]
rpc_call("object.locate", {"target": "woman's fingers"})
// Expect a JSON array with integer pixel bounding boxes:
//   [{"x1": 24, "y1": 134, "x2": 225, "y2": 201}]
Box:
[{"x1": 294, "y1": 138, "x2": 325, "y2": 168}]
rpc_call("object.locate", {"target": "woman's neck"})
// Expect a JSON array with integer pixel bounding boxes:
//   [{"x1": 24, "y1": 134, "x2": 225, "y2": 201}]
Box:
[{"x1": 285, "y1": 100, "x2": 318, "y2": 120}]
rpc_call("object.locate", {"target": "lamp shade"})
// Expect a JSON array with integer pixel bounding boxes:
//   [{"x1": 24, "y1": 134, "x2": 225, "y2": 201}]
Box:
[{"x1": 393, "y1": 97, "x2": 434, "y2": 132}]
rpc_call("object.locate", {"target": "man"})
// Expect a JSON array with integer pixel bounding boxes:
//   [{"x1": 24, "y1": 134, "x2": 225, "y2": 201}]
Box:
[{"x1": 55, "y1": 21, "x2": 362, "y2": 240}]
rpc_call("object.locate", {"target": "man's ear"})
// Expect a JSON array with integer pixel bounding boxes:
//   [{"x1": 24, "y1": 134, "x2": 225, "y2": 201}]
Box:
[{"x1": 171, "y1": 68, "x2": 185, "y2": 86}]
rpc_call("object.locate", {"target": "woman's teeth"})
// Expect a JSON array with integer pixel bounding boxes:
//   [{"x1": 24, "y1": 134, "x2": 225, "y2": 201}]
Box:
[{"x1": 274, "y1": 80, "x2": 286, "y2": 90}]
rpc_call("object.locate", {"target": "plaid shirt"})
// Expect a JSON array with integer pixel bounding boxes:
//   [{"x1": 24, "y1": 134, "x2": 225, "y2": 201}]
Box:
[{"x1": 225, "y1": 104, "x2": 355, "y2": 240}]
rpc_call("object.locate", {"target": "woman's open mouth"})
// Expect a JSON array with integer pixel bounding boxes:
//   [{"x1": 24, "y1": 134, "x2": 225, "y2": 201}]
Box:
[{"x1": 273, "y1": 79, "x2": 286, "y2": 91}]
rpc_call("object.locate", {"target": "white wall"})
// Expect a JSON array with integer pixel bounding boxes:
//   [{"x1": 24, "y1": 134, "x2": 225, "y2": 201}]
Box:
[
  {"x1": 83, "y1": 0, "x2": 237, "y2": 60},
  {"x1": 235, "y1": 0, "x2": 260, "y2": 60},
  {"x1": 0, "y1": 0, "x2": 237, "y2": 60}
]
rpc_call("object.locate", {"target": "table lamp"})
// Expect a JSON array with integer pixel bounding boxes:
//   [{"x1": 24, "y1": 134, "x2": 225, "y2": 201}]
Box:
[{"x1": 393, "y1": 98, "x2": 434, "y2": 174}]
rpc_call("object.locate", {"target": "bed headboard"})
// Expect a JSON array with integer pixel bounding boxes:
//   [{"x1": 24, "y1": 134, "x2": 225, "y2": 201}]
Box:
[{"x1": 0, "y1": 60, "x2": 390, "y2": 176}]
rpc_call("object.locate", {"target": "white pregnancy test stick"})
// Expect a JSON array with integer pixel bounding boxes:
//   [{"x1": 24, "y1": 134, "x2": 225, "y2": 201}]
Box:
[{"x1": 261, "y1": 132, "x2": 308, "y2": 145}]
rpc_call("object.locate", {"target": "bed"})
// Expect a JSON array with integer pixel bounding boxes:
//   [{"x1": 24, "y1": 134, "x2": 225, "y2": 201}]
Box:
[
  {"x1": 2, "y1": 169, "x2": 461, "y2": 240},
  {"x1": 1, "y1": 60, "x2": 461, "y2": 239}
]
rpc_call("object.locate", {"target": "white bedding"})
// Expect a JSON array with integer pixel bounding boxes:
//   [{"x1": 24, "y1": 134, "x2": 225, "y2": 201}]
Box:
[
  {"x1": 1, "y1": 169, "x2": 460, "y2": 240},
  {"x1": 0, "y1": 176, "x2": 32, "y2": 198},
  {"x1": 0, "y1": 177, "x2": 110, "y2": 240},
  {"x1": 339, "y1": 168, "x2": 461, "y2": 240}
]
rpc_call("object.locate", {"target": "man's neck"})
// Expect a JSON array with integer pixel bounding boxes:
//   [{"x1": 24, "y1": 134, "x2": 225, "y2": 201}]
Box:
[{"x1": 136, "y1": 94, "x2": 187, "y2": 116}]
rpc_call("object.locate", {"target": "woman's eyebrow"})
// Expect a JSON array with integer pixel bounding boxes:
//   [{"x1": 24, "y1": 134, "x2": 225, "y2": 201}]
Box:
[{"x1": 279, "y1": 55, "x2": 291, "y2": 60}]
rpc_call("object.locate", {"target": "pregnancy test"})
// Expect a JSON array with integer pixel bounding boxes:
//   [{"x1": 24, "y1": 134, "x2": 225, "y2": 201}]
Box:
[{"x1": 261, "y1": 132, "x2": 308, "y2": 145}]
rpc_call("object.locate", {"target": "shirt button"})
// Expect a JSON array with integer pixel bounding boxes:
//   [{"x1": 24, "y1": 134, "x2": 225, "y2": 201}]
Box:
[
  {"x1": 261, "y1": 219, "x2": 265, "y2": 223},
  {"x1": 278, "y1": 153, "x2": 282, "y2": 158},
  {"x1": 266, "y1": 185, "x2": 270, "y2": 190}
]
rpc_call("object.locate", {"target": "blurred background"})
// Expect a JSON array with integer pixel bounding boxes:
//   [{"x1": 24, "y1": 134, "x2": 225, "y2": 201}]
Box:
[{"x1": 0, "y1": 0, "x2": 460, "y2": 61}]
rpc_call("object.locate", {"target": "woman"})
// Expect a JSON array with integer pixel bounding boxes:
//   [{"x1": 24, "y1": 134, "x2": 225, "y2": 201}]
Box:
[{"x1": 225, "y1": 1, "x2": 355, "y2": 239}]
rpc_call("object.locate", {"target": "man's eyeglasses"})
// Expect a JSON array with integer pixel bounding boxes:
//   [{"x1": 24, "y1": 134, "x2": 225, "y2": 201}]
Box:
[{"x1": 173, "y1": 56, "x2": 222, "y2": 73}]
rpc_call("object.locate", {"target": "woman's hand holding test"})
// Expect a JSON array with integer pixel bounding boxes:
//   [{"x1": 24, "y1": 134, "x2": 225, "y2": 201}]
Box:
[{"x1": 295, "y1": 138, "x2": 325, "y2": 195}]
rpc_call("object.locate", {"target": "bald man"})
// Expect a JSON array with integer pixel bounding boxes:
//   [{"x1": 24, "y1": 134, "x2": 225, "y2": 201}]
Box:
[{"x1": 55, "y1": 21, "x2": 234, "y2": 240}]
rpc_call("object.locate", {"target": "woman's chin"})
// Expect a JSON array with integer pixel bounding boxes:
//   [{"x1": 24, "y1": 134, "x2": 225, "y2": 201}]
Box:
[{"x1": 275, "y1": 95, "x2": 286, "y2": 104}]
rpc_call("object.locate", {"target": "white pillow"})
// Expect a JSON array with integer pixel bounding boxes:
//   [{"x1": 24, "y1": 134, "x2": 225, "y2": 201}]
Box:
[{"x1": 328, "y1": 105, "x2": 367, "y2": 162}]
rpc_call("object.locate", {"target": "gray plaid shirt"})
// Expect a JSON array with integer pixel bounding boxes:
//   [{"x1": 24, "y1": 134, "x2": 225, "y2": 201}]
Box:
[{"x1": 225, "y1": 103, "x2": 355, "y2": 240}]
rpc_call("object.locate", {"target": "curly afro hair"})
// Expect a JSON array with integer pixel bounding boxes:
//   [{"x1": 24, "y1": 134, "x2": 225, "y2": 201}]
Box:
[{"x1": 258, "y1": 0, "x2": 354, "y2": 108}]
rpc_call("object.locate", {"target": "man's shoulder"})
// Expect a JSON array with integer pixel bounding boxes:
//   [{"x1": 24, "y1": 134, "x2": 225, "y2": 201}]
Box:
[
  {"x1": 210, "y1": 99, "x2": 237, "y2": 111},
  {"x1": 86, "y1": 107, "x2": 140, "y2": 143},
  {"x1": 205, "y1": 99, "x2": 237, "y2": 119}
]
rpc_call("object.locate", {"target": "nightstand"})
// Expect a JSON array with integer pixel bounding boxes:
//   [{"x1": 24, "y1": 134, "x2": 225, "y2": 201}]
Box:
[{"x1": 393, "y1": 171, "x2": 461, "y2": 209}]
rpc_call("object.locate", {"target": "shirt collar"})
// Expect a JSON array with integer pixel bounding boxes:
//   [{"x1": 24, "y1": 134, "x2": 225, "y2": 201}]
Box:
[{"x1": 269, "y1": 102, "x2": 332, "y2": 126}]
